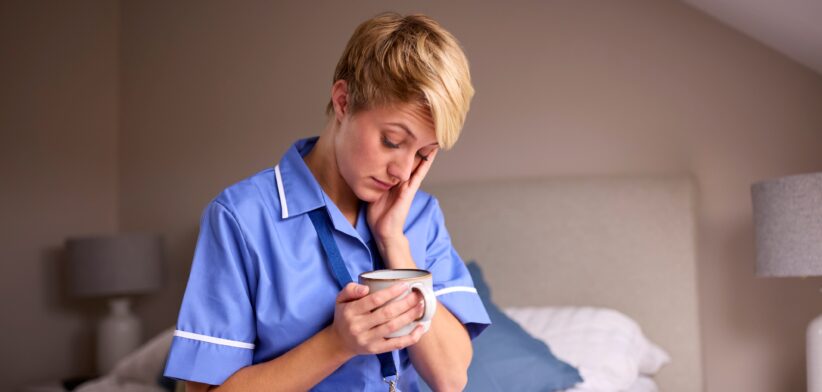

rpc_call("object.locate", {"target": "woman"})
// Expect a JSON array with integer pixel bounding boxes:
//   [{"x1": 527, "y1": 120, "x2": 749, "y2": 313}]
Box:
[{"x1": 164, "y1": 12, "x2": 490, "y2": 391}]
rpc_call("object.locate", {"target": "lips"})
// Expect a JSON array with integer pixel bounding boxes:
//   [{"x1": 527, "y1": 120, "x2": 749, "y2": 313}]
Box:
[{"x1": 372, "y1": 177, "x2": 394, "y2": 190}]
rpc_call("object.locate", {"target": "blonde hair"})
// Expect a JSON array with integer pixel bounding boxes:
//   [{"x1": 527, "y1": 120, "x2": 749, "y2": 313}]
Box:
[{"x1": 326, "y1": 12, "x2": 474, "y2": 150}]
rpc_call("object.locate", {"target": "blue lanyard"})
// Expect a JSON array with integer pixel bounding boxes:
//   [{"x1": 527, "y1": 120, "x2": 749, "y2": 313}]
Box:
[{"x1": 307, "y1": 208, "x2": 400, "y2": 388}]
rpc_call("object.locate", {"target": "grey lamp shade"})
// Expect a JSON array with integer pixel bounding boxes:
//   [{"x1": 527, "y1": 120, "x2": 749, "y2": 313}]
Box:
[
  {"x1": 66, "y1": 233, "x2": 163, "y2": 297},
  {"x1": 751, "y1": 172, "x2": 822, "y2": 277}
]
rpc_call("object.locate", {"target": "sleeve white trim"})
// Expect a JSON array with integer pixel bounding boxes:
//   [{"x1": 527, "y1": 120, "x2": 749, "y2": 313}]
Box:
[
  {"x1": 274, "y1": 164, "x2": 289, "y2": 219},
  {"x1": 434, "y1": 286, "x2": 478, "y2": 297},
  {"x1": 174, "y1": 330, "x2": 256, "y2": 350}
]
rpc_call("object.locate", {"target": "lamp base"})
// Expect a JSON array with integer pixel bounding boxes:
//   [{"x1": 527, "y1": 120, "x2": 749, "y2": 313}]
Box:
[
  {"x1": 96, "y1": 297, "x2": 141, "y2": 375},
  {"x1": 808, "y1": 313, "x2": 822, "y2": 391}
]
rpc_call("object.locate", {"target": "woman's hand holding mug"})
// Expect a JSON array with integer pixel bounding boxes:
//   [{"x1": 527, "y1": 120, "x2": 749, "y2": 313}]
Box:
[{"x1": 329, "y1": 281, "x2": 427, "y2": 357}]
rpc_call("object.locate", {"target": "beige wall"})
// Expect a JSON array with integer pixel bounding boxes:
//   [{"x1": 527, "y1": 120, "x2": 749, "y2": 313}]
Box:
[
  {"x1": 0, "y1": 0, "x2": 120, "y2": 389},
  {"x1": 120, "y1": 2, "x2": 822, "y2": 391},
  {"x1": 3, "y1": 0, "x2": 822, "y2": 391}
]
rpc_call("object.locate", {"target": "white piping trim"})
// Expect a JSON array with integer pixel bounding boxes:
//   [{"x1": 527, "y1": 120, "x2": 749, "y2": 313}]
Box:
[
  {"x1": 173, "y1": 330, "x2": 255, "y2": 350},
  {"x1": 434, "y1": 286, "x2": 478, "y2": 297},
  {"x1": 274, "y1": 164, "x2": 289, "y2": 219}
]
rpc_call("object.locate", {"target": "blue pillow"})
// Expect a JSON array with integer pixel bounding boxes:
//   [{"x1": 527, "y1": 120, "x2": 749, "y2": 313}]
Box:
[{"x1": 421, "y1": 261, "x2": 583, "y2": 392}]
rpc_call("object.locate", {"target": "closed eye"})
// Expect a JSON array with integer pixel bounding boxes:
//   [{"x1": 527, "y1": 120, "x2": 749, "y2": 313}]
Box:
[
  {"x1": 382, "y1": 135, "x2": 400, "y2": 149},
  {"x1": 417, "y1": 146, "x2": 437, "y2": 161}
]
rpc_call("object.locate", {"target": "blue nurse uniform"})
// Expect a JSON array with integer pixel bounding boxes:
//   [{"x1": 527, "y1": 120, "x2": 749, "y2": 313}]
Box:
[{"x1": 163, "y1": 137, "x2": 491, "y2": 391}]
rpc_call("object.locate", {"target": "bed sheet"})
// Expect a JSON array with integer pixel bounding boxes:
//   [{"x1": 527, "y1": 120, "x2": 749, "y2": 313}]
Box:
[{"x1": 565, "y1": 376, "x2": 659, "y2": 392}]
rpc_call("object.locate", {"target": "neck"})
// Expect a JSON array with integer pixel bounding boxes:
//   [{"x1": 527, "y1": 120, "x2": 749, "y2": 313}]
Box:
[{"x1": 303, "y1": 123, "x2": 360, "y2": 223}]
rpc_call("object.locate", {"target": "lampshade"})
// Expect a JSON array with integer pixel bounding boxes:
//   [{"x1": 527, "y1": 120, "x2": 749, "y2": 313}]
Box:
[
  {"x1": 66, "y1": 233, "x2": 163, "y2": 297},
  {"x1": 751, "y1": 172, "x2": 822, "y2": 277}
]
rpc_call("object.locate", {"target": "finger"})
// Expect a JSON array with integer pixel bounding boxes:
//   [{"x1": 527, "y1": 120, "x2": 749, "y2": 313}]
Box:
[
  {"x1": 337, "y1": 283, "x2": 369, "y2": 304},
  {"x1": 368, "y1": 300, "x2": 425, "y2": 339},
  {"x1": 409, "y1": 323, "x2": 426, "y2": 341},
  {"x1": 351, "y1": 283, "x2": 409, "y2": 314},
  {"x1": 370, "y1": 324, "x2": 426, "y2": 353},
  {"x1": 407, "y1": 290, "x2": 423, "y2": 304},
  {"x1": 393, "y1": 149, "x2": 438, "y2": 208},
  {"x1": 408, "y1": 148, "x2": 438, "y2": 191},
  {"x1": 363, "y1": 289, "x2": 422, "y2": 330}
]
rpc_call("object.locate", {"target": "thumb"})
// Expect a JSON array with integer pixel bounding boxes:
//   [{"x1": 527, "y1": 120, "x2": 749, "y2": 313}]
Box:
[{"x1": 337, "y1": 282, "x2": 369, "y2": 304}]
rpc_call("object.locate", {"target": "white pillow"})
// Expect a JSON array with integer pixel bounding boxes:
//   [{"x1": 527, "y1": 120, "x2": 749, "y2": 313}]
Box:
[
  {"x1": 626, "y1": 376, "x2": 660, "y2": 392},
  {"x1": 75, "y1": 327, "x2": 176, "y2": 392},
  {"x1": 110, "y1": 327, "x2": 176, "y2": 383},
  {"x1": 503, "y1": 306, "x2": 670, "y2": 392}
]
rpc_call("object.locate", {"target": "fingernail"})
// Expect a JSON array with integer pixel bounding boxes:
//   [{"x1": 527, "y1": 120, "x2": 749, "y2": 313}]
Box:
[{"x1": 357, "y1": 285, "x2": 367, "y2": 295}]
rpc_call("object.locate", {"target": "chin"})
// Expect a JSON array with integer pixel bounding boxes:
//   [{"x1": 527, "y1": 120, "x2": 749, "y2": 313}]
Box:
[
  {"x1": 355, "y1": 189, "x2": 382, "y2": 203},
  {"x1": 353, "y1": 183, "x2": 385, "y2": 203}
]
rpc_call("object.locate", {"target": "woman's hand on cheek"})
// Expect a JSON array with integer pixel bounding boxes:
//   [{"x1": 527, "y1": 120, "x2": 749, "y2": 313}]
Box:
[{"x1": 367, "y1": 149, "x2": 438, "y2": 246}]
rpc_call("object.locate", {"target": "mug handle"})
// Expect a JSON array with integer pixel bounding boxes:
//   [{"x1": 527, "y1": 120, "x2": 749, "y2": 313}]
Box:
[{"x1": 409, "y1": 283, "x2": 437, "y2": 323}]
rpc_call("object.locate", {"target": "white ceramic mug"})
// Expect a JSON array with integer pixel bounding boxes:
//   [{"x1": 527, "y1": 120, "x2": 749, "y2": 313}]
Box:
[{"x1": 358, "y1": 269, "x2": 437, "y2": 338}]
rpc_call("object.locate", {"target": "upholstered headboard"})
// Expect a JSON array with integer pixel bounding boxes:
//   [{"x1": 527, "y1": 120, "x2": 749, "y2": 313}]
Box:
[{"x1": 426, "y1": 176, "x2": 703, "y2": 392}]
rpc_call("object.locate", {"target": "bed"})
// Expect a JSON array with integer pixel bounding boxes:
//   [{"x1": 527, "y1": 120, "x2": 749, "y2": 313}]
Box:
[
  {"x1": 427, "y1": 175, "x2": 704, "y2": 391},
  {"x1": 67, "y1": 175, "x2": 703, "y2": 392}
]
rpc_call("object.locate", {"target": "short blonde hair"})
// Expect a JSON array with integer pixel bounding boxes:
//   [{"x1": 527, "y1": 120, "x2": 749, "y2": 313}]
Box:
[{"x1": 326, "y1": 12, "x2": 474, "y2": 150}]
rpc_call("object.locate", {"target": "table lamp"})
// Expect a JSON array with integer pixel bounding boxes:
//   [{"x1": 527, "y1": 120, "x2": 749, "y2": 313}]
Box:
[
  {"x1": 66, "y1": 233, "x2": 163, "y2": 375},
  {"x1": 751, "y1": 172, "x2": 822, "y2": 392}
]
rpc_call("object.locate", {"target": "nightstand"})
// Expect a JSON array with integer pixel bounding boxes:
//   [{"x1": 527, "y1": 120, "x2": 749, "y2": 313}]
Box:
[{"x1": 19, "y1": 376, "x2": 94, "y2": 392}]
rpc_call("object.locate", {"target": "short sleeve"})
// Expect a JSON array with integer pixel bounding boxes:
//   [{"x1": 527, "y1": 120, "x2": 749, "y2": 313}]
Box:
[
  {"x1": 425, "y1": 197, "x2": 491, "y2": 339},
  {"x1": 163, "y1": 200, "x2": 258, "y2": 385}
]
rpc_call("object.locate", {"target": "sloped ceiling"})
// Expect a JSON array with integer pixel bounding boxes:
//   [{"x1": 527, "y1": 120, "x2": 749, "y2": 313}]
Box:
[{"x1": 680, "y1": 0, "x2": 822, "y2": 75}]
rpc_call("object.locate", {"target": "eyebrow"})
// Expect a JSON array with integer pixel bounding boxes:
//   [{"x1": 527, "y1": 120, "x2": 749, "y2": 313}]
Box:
[{"x1": 387, "y1": 122, "x2": 439, "y2": 146}]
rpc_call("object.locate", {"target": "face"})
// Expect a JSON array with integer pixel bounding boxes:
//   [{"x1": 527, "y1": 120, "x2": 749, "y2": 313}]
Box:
[{"x1": 334, "y1": 102, "x2": 439, "y2": 202}]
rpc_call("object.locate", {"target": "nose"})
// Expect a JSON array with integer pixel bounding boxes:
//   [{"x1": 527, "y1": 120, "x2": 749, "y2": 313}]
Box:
[{"x1": 387, "y1": 152, "x2": 416, "y2": 183}]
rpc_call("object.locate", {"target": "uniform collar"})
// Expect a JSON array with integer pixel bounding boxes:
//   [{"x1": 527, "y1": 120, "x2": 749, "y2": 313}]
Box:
[
  {"x1": 274, "y1": 137, "x2": 372, "y2": 244},
  {"x1": 274, "y1": 137, "x2": 325, "y2": 220}
]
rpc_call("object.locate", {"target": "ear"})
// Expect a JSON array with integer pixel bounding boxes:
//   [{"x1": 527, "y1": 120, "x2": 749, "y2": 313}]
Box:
[{"x1": 330, "y1": 80, "x2": 349, "y2": 123}]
